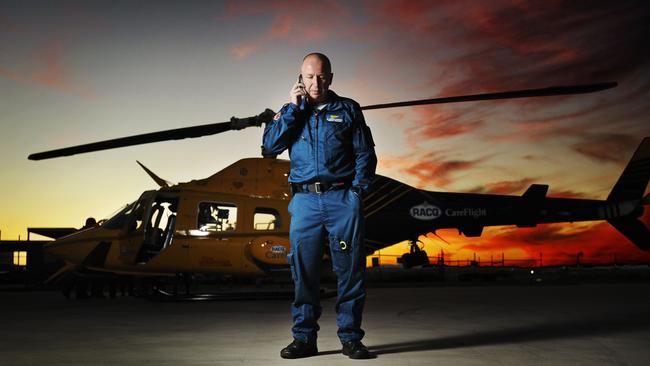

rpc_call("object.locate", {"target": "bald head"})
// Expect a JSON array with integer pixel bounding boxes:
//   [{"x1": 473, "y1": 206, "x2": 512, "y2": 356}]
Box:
[
  {"x1": 300, "y1": 52, "x2": 333, "y2": 103},
  {"x1": 302, "y1": 53, "x2": 332, "y2": 74}
]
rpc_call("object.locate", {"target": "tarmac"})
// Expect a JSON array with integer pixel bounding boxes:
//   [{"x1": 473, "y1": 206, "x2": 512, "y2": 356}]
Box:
[{"x1": 1, "y1": 283, "x2": 649, "y2": 366}]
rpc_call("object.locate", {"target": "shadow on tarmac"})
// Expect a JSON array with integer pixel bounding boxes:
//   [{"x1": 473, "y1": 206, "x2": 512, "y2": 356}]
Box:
[
  {"x1": 316, "y1": 349, "x2": 378, "y2": 359},
  {"x1": 367, "y1": 308, "x2": 650, "y2": 355}
]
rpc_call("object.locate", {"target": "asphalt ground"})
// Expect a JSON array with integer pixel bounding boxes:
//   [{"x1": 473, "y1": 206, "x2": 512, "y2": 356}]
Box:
[{"x1": 1, "y1": 283, "x2": 649, "y2": 365}]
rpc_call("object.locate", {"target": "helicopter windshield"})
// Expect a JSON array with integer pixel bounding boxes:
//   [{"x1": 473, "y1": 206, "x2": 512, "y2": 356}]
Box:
[{"x1": 102, "y1": 202, "x2": 137, "y2": 229}]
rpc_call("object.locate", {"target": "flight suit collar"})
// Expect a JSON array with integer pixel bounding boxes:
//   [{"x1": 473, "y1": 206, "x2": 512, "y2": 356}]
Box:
[
  {"x1": 302, "y1": 90, "x2": 344, "y2": 113},
  {"x1": 321, "y1": 90, "x2": 344, "y2": 111}
]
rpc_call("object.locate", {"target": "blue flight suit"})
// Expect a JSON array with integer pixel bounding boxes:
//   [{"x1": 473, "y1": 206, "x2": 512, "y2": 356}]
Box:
[{"x1": 262, "y1": 90, "x2": 377, "y2": 344}]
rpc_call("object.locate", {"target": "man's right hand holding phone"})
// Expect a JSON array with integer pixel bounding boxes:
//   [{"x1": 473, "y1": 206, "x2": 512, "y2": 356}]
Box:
[{"x1": 290, "y1": 75, "x2": 307, "y2": 106}]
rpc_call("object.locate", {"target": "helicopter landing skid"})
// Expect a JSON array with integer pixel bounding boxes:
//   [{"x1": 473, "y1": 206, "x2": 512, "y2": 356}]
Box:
[{"x1": 147, "y1": 286, "x2": 337, "y2": 302}]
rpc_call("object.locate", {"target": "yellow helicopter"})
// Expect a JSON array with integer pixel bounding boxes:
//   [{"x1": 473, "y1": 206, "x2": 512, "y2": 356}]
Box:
[{"x1": 29, "y1": 82, "x2": 650, "y2": 299}]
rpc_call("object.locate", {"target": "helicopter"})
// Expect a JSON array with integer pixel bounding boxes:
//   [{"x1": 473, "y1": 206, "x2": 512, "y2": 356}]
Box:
[{"x1": 28, "y1": 81, "x2": 650, "y2": 299}]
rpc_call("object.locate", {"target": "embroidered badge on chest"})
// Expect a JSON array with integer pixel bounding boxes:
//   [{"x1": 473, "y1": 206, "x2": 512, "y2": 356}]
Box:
[{"x1": 326, "y1": 114, "x2": 343, "y2": 122}]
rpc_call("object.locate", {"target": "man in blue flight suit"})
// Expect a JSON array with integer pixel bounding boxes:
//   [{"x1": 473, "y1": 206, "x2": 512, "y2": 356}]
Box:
[{"x1": 262, "y1": 53, "x2": 377, "y2": 359}]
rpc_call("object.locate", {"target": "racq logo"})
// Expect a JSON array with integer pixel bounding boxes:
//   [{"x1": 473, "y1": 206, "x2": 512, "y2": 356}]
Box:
[
  {"x1": 410, "y1": 201, "x2": 442, "y2": 220},
  {"x1": 271, "y1": 245, "x2": 286, "y2": 253},
  {"x1": 265, "y1": 245, "x2": 287, "y2": 259}
]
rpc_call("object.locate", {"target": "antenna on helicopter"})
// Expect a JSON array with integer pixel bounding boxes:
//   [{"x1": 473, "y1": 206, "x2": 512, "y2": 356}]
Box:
[{"x1": 136, "y1": 160, "x2": 171, "y2": 188}]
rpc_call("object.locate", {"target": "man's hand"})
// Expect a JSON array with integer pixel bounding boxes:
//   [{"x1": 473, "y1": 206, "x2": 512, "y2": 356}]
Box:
[{"x1": 290, "y1": 79, "x2": 307, "y2": 106}]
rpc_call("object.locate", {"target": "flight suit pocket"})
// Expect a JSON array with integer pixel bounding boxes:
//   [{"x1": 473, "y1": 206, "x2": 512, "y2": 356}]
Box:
[
  {"x1": 289, "y1": 135, "x2": 311, "y2": 177},
  {"x1": 347, "y1": 188, "x2": 362, "y2": 210},
  {"x1": 324, "y1": 121, "x2": 352, "y2": 166},
  {"x1": 329, "y1": 234, "x2": 352, "y2": 278},
  {"x1": 325, "y1": 119, "x2": 351, "y2": 140}
]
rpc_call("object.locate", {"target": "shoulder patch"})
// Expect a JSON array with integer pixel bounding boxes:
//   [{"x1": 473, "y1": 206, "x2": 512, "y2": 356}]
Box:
[{"x1": 273, "y1": 112, "x2": 281, "y2": 121}]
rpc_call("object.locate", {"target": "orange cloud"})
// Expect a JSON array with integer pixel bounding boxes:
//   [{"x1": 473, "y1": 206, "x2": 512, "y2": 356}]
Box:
[
  {"x1": 401, "y1": 151, "x2": 487, "y2": 188},
  {"x1": 231, "y1": 44, "x2": 260, "y2": 60},
  {"x1": 469, "y1": 177, "x2": 537, "y2": 195},
  {"x1": 224, "y1": 2, "x2": 347, "y2": 59},
  {"x1": 377, "y1": 221, "x2": 650, "y2": 267},
  {"x1": 459, "y1": 210, "x2": 650, "y2": 265},
  {"x1": 401, "y1": 106, "x2": 489, "y2": 147},
  {"x1": 545, "y1": 190, "x2": 588, "y2": 199},
  {"x1": 412, "y1": 220, "x2": 650, "y2": 267},
  {"x1": 0, "y1": 65, "x2": 27, "y2": 83},
  {"x1": 513, "y1": 223, "x2": 650, "y2": 265},
  {"x1": 270, "y1": 14, "x2": 293, "y2": 37},
  {"x1": 0, "y1": 38, "x2": 94, "y2": 98},
  {"x1": 363, "y1": 0, "x2": 442, "y2": 35},
  {"x1": 0, "y1": 13, "x2": 18, "y2": 33}
]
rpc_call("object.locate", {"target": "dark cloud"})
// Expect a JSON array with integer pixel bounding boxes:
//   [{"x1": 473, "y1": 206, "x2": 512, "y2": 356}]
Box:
[
  {"x1": 403, "y1": 106, "x2": 488, "y2": 143},
  {"x1": 571, "y1": 133, "x2": 638, "y2": 163},
  {"x1": 432, "y1": 1, "x2": 650, "y2": 93},
  {"x1": 363, "y1": 1, "x2": 650, "y2": 147}
]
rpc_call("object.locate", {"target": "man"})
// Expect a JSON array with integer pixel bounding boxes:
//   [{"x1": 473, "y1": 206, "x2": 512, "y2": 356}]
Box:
[{"x1": 262, "y1": 53, "x2": 377, "y2": 359}]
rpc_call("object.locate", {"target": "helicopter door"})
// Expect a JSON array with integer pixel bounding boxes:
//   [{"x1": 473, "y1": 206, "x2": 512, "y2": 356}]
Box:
[{"x1": 137, "y1": 195, "x2": 179, "y2": 263}]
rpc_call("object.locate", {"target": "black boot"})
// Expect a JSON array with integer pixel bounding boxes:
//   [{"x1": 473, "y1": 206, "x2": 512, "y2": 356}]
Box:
[
  {"x1": 342, "y1": 340, "x2": 373, "y2": 359},
  {"x1": 280, "y1": 339, "x2": 318, "y2": 359}
]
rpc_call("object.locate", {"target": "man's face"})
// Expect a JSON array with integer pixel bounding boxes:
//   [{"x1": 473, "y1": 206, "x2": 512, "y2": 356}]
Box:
[{"x1": 300, "y1": 56, "x2": 332, "y2": 104}]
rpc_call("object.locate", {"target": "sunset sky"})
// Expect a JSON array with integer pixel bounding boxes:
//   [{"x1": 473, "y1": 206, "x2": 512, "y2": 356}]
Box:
[{"x1": 2, "y1": 1, "x2": 650, "y2": 265}]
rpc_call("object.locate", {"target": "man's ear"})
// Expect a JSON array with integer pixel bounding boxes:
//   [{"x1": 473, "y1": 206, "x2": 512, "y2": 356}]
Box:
[{"x1": 328, "y1": 72, "x2": 334, "y2": 85}]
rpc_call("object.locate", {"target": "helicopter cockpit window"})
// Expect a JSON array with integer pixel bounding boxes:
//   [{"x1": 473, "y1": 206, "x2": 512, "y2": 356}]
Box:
[
  {"x1": 127, "y1": 200, "x2": 146, "y2": 233},
  {"x1": 102, "y1": 202, "x2": 136, "y2": 229},
  {"x1": 254, "y1": 207, "x2": 281, "y2": 230},
  {"x1": 198, "y1": 202, "x2": 237, "y2": 232}
]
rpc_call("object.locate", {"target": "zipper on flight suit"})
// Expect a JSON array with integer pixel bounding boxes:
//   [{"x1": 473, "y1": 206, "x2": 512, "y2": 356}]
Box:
[{"x1": 313, "y1": 108, "x2": 320, "y2": 179}]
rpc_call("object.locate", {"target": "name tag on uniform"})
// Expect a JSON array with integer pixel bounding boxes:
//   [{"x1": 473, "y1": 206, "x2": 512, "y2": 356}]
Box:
[{"x1": 326, "y1": 114, "x2": 343, "y2": 122}]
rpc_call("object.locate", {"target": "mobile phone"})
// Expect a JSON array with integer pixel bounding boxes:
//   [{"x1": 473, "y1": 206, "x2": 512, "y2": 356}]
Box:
[{"x1": 297, "y1": 74, "x2": 306, "y2": 95}]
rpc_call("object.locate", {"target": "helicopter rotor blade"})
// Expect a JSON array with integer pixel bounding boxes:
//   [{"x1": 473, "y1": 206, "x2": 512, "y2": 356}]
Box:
[
  {"x1": 360, "y1": 82, "x2": 617, "y2": 110},
  {"x1": 28, "y1": 82, "x2": 617, "y2": 160},
  {"x1": 28, "y1": 109, "x2": 276, "y2": 160}
]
